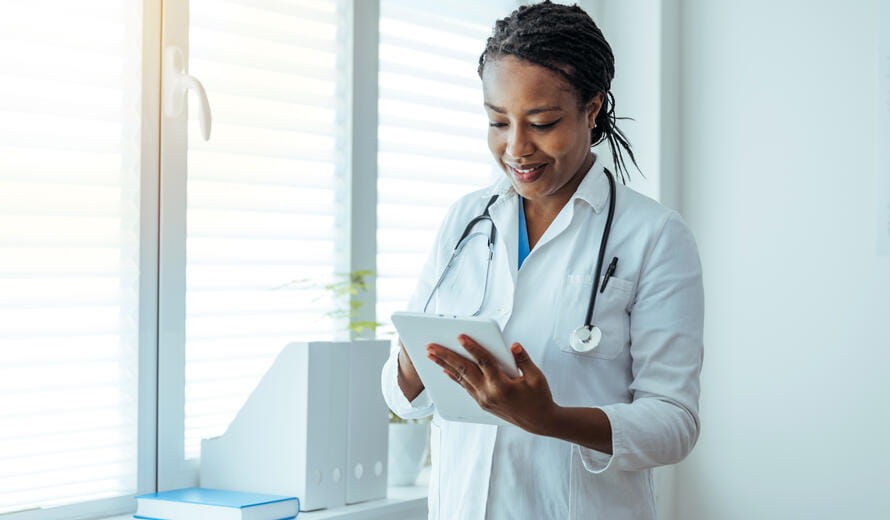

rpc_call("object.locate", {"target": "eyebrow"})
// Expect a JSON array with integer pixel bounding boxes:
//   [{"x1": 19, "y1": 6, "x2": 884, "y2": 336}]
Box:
[{"x1": 484, "y1": 103, "x2": 563, "y2": 115}]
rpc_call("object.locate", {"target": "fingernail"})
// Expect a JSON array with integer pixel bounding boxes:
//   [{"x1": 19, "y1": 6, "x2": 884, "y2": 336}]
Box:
[{"x1": 511, "y1": 344, "x2": 522, "y2": 354}]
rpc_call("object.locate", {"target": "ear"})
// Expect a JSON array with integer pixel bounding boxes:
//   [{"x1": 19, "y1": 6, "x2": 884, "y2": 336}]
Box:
[{"x1": 586, "y1": 92, "x2": 604, "y2": 128}]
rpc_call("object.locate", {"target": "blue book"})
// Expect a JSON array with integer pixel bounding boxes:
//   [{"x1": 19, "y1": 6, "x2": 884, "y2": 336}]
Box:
[{"x1": 134, "y1": 487, "x2": 299, "y2": 520}]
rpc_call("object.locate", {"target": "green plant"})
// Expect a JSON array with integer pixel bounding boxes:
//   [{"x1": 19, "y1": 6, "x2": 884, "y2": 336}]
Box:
[
  {"x1": 389, "y1": 410, "x2": 429, "y2": 424},
  {"x1": 275, "y1": 269, "x2": 383, "y2": 336},
  {"x1": 320, "y1": 269, "x2": 383, "y2": 336},
  {"x1": 277, "y1": 270, "x2": 424, "y2": 425}
]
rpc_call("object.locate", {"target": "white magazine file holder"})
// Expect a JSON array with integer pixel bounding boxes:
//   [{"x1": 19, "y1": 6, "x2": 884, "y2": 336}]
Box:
[{"x1": 200, "y1": 340, "x2": 390, "y2": 511}]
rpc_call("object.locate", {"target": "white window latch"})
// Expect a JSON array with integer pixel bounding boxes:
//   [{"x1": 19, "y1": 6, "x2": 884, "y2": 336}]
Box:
[{"x1": 164, "y1": 45, "x2": 212, "y2": 141}]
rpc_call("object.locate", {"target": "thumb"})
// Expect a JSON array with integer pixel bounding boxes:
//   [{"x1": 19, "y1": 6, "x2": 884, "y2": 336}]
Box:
[{"x1": 510, "y1": 343, "x2": 539, "y2": 377}]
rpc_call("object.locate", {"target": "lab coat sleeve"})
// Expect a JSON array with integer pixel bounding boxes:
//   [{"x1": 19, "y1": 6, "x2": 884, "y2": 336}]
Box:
[
  {"x1": 579, "y1": 211, "x2": 704, "y2": 473},
  {"x1": 381, "y1": 347, "x2": 434, "y2": 419},
  {"x1": 381, "y1": 200, "x2": 463, "y2": 420}
]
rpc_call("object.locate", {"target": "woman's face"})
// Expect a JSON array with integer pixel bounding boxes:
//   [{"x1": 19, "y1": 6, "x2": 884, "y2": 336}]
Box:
[{"x1": 482, "y1": 55, "x2": 602, "y2": 204}]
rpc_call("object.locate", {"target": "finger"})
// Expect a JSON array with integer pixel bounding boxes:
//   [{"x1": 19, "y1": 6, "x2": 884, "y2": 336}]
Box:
[
  {"x1": 443, "y1": 368, "x2": 470, "y2": 389},
  {"x1": 437, "y1": 362, "x2": 473, "y2": 395},
  {"x1": 510, "y1": 343, "x2": 541, "y2": 379},
  {"x1": 427, "y1": 345, "x2": 481, "y2": 388},
  {"x1": 457, "y1": 334, "x2": 501, "y2": 377},
  {"x1": 427, "y1": 343, "x2": 470, "y2": 372}
]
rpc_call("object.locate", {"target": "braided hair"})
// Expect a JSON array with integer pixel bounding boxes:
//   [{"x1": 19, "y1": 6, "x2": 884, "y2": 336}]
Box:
[{"x1": 478, "y1": 1, "x2": 640, "y2": 184}]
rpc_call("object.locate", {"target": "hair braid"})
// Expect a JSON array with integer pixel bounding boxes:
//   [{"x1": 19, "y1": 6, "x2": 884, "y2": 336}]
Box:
[{"x1": 478, "y1": 1, "x2": 640, "y2": 184}]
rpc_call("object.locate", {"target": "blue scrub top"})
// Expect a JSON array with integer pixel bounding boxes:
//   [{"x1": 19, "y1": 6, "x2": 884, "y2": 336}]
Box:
[{"x1": 518, "y1": 196, "x2": 530, "y2": 269}]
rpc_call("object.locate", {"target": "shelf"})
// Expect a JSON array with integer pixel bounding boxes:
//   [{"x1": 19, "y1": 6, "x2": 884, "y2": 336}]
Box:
[
  {"x1": 299, "y1": 485, "x2": 427, "y2": 520},
  {"x1": 100, "y1": 484, "x2": 428, "y2": 520}
]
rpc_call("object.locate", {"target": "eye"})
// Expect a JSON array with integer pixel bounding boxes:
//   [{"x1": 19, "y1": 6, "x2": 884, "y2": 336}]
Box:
[
  {"x1": 488, "y1": 122, "x2": 507, "y2": 128},
  {"x1": 531, "y1": 119, "x2": 560, "y2": 130}
]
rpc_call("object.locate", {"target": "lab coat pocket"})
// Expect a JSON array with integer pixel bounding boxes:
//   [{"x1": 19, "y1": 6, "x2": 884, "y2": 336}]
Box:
[{"x1": 552, "y1": 272, "x2": 633, "y2": 360}]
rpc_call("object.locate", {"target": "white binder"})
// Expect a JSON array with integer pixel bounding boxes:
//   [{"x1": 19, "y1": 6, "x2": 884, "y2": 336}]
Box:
[
  {"x1": 200, "y1": 341, "x2": 349, "y2": 512},
  {"x1": 345, "y1": 340, "x2": 390, "y2": 504},
  {"x1": 200, "y1": 340, "x2": 392, "y2": 511}
]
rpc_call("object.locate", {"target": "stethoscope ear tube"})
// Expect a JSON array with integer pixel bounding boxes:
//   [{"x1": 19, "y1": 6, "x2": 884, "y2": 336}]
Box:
[
  {"x1": 424, "y1": 194, "x2": 500, "y2": 314},
  {"x1": 454, "y1": 194, "x2": 500, "y2": 249}
]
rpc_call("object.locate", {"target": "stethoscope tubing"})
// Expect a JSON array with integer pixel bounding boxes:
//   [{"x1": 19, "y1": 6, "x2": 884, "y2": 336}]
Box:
[
  {"x1": 583, "y1": 168, "x2": 617, "y2": 328},
  {"x1": 423, "y1": 171, "x2": 616, "y2": 334},
  {"x1": 423, "y1": 195, "x2": 499, "y2": 316}
]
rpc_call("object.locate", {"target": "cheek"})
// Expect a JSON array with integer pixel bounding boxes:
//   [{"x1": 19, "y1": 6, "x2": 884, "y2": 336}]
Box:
[
  {"x1": 549, "y1": 128, "x2": 587, "y2": 162},
  {"x1": 487, "y1": 130, "x2": 504, "y2": 159},
  {"x1": 544, "y1": 134, "x2": 571, "y2": 161}
]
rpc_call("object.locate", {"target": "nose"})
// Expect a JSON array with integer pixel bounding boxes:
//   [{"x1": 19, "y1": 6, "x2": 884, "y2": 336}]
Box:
[{"x1": 505, "y1": 125, "x2": 534, "y2": 159}]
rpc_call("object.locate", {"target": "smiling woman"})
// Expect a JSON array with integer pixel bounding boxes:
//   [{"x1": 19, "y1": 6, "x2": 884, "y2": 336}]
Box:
[
  {"x1": 482, "y1": 56, "x2": 601, "y2": 246},
  {"x1": 381, "y1": 2, "x2": 705, "y2": 519}
]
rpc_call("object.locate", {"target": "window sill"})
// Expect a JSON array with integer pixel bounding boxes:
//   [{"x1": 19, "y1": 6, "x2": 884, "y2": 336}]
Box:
[
  {"x1": 100, "y1": 483, "x2": 428, "y2": 520},
  {"x1": 297, "y1": 485, "x2": 427, "y2": 519}
]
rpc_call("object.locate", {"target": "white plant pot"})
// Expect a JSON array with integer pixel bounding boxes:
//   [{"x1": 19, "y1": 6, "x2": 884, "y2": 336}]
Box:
[{"x1": 387, "y1": 422, "x2": 430, "y2": 487}]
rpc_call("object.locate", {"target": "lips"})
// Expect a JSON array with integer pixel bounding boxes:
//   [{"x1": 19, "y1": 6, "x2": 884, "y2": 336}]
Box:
[{"x1": 507, "y1": 163, "x2": 547, "y2": 183}]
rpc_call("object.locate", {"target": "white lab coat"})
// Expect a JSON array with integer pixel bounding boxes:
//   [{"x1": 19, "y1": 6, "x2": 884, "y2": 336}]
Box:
[{"x1": 381, "y1": 155, "x2": 704, "y2": 520}]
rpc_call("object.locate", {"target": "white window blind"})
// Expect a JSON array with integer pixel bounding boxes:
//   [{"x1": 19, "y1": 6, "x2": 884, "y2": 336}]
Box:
[
  {"x1": 182, "y1": 0, "x2": 348, "y2": 459},
  {"x1": 0, "y1": 0, "x2": 143, "y2": 515},
  {"x1": 376, "y1": 1, "x2": 515, "y2": 330}
]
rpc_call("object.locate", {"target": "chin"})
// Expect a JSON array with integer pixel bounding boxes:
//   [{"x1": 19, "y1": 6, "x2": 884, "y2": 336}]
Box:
[{"x1": 513, "y1": 184, "x2": 545, "y2": 200}]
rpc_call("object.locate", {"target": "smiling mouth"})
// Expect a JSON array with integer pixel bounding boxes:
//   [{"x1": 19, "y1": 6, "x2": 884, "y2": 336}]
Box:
[{"x1": 508, "y1": 163, "x2": 546, "y2": 183}]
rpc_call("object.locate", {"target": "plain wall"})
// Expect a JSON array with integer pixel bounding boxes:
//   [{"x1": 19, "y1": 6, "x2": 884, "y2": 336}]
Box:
[{"x1": 676, "y1": 1, "x2": 890, "y2": 518}]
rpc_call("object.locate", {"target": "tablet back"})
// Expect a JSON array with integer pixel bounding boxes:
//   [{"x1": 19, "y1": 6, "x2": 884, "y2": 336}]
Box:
[{"x1": 391, "y1": 312, "x2": 519, "y2": 426}]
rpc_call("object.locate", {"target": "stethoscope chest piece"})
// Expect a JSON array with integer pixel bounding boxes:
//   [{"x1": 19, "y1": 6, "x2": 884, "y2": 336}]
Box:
[{"x1": 570, "y1": 325, "x2": 602, "y2": 352}]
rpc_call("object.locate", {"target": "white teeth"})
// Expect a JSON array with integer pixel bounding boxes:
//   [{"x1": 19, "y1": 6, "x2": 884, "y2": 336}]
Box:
[{"x1": 514, "y1": 165, "x2": 541, "y2": 173}]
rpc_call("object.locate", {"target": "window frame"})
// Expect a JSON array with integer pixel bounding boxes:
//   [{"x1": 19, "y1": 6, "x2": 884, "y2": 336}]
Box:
[{"x1": 154, "y1": 0, "x2": 380, "y2": 491}]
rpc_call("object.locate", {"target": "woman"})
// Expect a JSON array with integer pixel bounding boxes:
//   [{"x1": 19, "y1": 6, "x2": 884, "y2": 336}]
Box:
[{"x1": 381, "y1": 2, "x2": 704, "y2": 518}]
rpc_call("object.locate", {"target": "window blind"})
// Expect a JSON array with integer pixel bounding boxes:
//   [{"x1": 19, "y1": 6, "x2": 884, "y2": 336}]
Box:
[
  {"x1": 376, "y1": 1, "x2": 511, "y2": 332},
  {"x1": 183, "y1": 0, "x2": 347, "y2": 459},
  {"x1": 0, "y1": 0, "x2": 143, "y2": 514}
]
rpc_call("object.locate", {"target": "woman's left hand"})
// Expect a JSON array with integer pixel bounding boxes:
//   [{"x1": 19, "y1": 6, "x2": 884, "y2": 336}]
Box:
[{"x1": 426, "y1": 335, "x2": 556, "y2": 435}]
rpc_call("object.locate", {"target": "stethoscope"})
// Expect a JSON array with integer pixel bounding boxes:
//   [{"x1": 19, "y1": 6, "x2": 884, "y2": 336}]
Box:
[{"x1": 424, "y1": 168, "x2": 618, "y2": 354}]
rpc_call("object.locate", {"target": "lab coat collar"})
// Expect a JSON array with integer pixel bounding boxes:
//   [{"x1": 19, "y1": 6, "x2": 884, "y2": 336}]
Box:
[
  {"x1": 482, "y1": 154, "x2": 610, "y2": 214},
  {"x1": 572, "y1": 154, "x2": 610, "y2": 213}
]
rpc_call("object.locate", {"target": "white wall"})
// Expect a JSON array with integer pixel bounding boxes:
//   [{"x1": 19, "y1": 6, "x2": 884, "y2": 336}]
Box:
[
  {"x1": 593, "y1": 1, "x2": 680, "y2": 210},
  {"x1": 676, "y1": 1, "x2": 890, "y2": 518}
]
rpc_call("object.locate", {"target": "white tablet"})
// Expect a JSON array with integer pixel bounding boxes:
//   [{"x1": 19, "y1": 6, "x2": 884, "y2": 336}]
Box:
[{"x1": 391, "y1": 311, "x2": 519, "y2": 426}]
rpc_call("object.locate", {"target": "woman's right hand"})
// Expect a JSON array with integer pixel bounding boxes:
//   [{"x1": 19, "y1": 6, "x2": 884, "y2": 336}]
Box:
[{"x1": 397, "y1": 340, "x2": 425, "y2": 402}]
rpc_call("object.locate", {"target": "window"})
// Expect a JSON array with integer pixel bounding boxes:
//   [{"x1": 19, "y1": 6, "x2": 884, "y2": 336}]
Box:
[
  {"x1": 0, "y1": 1, "x2": 153, "y2": 518},
  {"x1": 376, "y1": 0, "x2": 518, "y2": 331},
  {"x1": 0, "y1": 1, "x2": 525, "y2": 517},
  {"x1": 181, "y1": 0, "x2": 347, "y2": 461}
]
